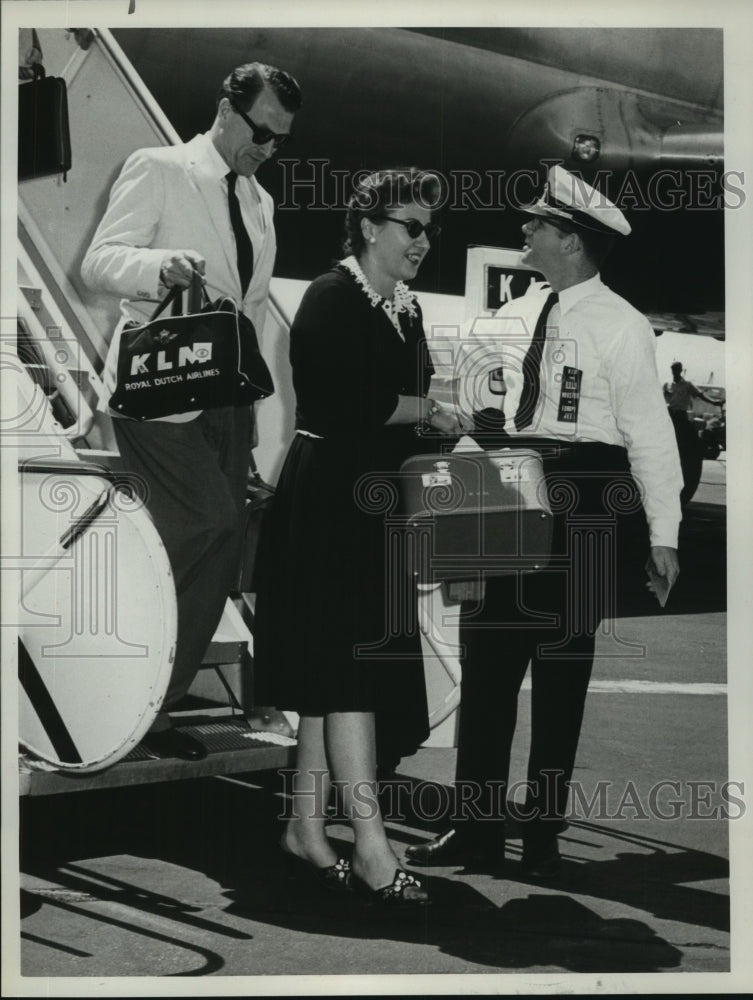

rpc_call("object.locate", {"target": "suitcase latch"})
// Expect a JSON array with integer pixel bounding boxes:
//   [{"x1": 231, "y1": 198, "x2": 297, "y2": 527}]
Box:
[
  {"x1": 422, "y1": 460, "x2": 452, "y2": 487},
  {"x1": 496, "y1": 459, "x2": 529, "y2": 483}
]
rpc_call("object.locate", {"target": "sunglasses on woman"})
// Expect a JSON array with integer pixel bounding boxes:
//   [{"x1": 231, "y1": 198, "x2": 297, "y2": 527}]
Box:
[
  {"x1": 374, "y1": 216, "x2": 442, "y2": 241},
  {"x1": 229, "y1": 98, "x2": 291, "y2": 149}
]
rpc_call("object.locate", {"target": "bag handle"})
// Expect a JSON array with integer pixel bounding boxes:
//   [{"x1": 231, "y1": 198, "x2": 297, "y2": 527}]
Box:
[
  {"x1": 19, "y1": 29, "x2": 45, "y2": 81},
  {"x1": 30, "y1": 31, "x2": 45, "y2": 80},
  {"x1": 149, "y1": 285, "x2": 181, "y2": 321},
  {"x1": 148, "y1": 268, "x2": 208, "y2": 321},
  {"x1": 189, "y1": 269, "x2": 208, "y2": 312}
]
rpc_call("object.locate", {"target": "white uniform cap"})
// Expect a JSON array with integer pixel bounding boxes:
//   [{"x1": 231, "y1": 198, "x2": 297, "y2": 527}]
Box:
[{"x1": 524, "y1": 165, "x2": 631, "y2": 236}]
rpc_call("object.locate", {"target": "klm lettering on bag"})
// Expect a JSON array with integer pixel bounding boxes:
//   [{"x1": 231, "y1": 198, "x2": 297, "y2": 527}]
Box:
[{"x1": 129, "y1": 342, "x2": 213, "y2": 376}]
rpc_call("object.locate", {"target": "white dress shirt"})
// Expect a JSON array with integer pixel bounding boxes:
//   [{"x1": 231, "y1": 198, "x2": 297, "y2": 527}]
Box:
[
  {"x1": 201, "y1": 136, "x2": 269, "y2": 289},
  {"x1": 457, "y1": 275, "x2": 683, "y2": 548}
]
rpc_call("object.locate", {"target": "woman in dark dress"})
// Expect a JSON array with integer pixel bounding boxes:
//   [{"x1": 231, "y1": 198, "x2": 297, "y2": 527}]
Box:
[{"x1": 254, "y1": 168, "x2": 460, "y2": 904}]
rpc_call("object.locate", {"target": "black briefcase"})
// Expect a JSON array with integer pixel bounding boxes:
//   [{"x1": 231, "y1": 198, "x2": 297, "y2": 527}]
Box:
[
  {"x1": 400, "y1": 448, "x2": 554, "y2": 583},
  {"x1": 18, "y1": 66, "x2": 72, "y2": 181}
]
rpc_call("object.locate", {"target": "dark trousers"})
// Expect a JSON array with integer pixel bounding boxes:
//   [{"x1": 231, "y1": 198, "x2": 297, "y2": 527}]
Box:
[
  {"x1": 452, "y1": 441, "x2": 645, "y2": 847},
  {"x1": 668, "y1": 408, "x2": 703, "y2": 506},
  {"x1": 456, "y1": 572, "x2": 594, "y2": 847},
  {"x1": 114, "y1": 406, "x2": 251, "y2": 709}
]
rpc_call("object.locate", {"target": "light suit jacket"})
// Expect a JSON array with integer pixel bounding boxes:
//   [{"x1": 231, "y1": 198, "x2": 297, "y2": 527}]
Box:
[{"x1": 82, "y1": 133, "x2": 276, "y2": 421}]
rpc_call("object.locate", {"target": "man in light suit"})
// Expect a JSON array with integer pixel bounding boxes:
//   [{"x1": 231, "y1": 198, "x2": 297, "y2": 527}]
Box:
[{"x1": 82, "y1": 62, "x2": 302, "y2": 759}]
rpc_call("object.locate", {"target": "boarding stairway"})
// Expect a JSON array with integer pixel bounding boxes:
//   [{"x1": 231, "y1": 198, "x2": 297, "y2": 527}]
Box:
[
  {"x1": 13, "y1": 29, "x2": 467, "y2": 797},
  {"x1": 14, "y1": 29, "x2": 296, "y2": 796}
]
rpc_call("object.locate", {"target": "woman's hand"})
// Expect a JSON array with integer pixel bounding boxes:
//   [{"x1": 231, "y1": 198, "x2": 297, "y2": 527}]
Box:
[{"x1": 428, "y1": 401, "x2": 464, "y2": 435}]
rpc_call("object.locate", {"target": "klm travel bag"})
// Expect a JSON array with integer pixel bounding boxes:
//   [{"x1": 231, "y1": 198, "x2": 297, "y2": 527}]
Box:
[
  {"x1": 18, "y1": 62, "x2": 72, "y2": 181},
  {"x1": 399, "y1": 446, "x2": 554, "y2": 584},
  {"x1": 108, "y1": 271, "x2": 274, "y2": 420}
]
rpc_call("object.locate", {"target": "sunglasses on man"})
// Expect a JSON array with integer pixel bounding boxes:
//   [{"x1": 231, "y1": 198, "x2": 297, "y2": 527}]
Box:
[
  {"x1": 373, "y1": 216, "x2": 442, "y2": 241},
  {"x1": 229, "y1": 97, "x2": 291, "y2": 149},
  {"x1": 524, "y1": 214, "x2": 573, "y2": 234}
]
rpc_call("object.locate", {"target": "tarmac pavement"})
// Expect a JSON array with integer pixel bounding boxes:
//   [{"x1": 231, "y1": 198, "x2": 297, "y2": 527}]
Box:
[{"x1": 10, "y1": 459, "x2": 748, "y2": 992}]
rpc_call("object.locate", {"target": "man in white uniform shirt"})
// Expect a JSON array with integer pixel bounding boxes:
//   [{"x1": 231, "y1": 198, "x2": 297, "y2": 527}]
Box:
[
  {"x1": 406, "y1": 166, "x2": 682, "y2": 877},
  {"x1": 82, "y1": 62, "x2": 301, "y2": 760}
]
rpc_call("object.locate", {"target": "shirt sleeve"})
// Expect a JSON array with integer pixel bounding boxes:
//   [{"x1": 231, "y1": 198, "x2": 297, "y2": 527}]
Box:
[
  {"x1": 607, "y1": 315, "x2": 683, "y2": 547},
  {"x1": 81, "y1": 149, "x2": 167, "y2": 301},
  {"x1": 290, "y1": 277, "x2": 400, "y2": 436}
]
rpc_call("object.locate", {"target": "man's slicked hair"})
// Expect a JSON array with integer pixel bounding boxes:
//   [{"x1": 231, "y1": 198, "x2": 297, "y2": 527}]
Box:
[{"x1": 219, "y1": 62, "x2": 302, "y2": 114}]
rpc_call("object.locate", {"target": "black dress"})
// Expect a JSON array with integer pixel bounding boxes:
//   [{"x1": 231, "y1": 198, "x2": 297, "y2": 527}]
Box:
[{"x1": 253, "y1": 265, "x2": 436, "y2": 764}]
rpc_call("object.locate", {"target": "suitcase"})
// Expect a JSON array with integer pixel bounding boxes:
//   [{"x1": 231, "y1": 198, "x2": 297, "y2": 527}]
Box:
[
  {"x1": 18, "y1": 65, "x2": 72, "y2": 181},
  {"x1": 400, "y1": 447, "x2": 553, "y2": 584}
]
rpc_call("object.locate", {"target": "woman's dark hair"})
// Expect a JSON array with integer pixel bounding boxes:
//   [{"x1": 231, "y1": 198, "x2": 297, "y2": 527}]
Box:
[
  {"x1": 342, "y1": 167, "x2": 441, "y2": 258},
  {"x1": 219, "y1": 62, "x2": 302, "y2": 114}
]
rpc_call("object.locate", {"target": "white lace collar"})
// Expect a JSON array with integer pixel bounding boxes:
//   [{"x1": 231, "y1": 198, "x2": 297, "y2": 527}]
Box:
[{"x1": 339, "y1": 255, "x2": 417, "y2": 341}]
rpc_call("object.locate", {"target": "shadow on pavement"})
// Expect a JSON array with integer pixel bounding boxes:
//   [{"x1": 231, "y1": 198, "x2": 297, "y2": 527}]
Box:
[
  {"x1": 386, "y1": 780, "x2": 729, "y2": 935},
  {"x1": 20, "y1": 880, "x2": 232, "y2": 976},
  {"x1": 503, "y1": 822, "x2": 729, "y2": 935},
  {"x1": 222, "y1": 863, "x2": 683, "y2": 974},
  {"x1": 20, "y1": 774, "x2": 722, "y2": 975}
]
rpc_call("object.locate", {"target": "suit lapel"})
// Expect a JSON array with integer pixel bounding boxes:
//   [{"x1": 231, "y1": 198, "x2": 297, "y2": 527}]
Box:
[{"x1": 183, "y1": 136, "x2": 241, "y2": 300}]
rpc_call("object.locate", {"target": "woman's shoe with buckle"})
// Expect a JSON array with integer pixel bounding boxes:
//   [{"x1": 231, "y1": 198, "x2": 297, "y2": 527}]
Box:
[
  {"x1": 350, "y1": 868, "x2": 430, "y2": 906},
  {"x1": 282, "y1": 848, "x2": 352, "y2": 892}
]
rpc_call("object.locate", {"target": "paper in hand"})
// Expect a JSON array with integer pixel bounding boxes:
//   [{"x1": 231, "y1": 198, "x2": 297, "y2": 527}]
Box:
[{"x1": 645, "y1": 559, "x2": 673, "y2": 608}]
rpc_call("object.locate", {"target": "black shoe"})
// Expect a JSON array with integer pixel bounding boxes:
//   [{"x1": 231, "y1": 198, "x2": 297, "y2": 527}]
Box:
[
  {"x1": 282, "y1": 849, "x2": 352, "y2": 892},
  {"x1": 404, "y1": 828, "x2": 503, "y2": 869},
  {"x1": 520, "y1": 838, "x2": 561, "y2": 879},
  {"x1": 141, "y1": 728, "x2": 208, "y2": 761},
  {"x1": 350, "y1": 869, "x2": 429, "y2": 906}
]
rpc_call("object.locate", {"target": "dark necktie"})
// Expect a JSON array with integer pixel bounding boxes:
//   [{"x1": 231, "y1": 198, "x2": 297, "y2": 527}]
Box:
[
  {"x1": 226, "y1": 171, "x2": 254, "y2": 298},
  {"x1": 514, "y1": 291, "x2": 559, "y2": 431}
]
